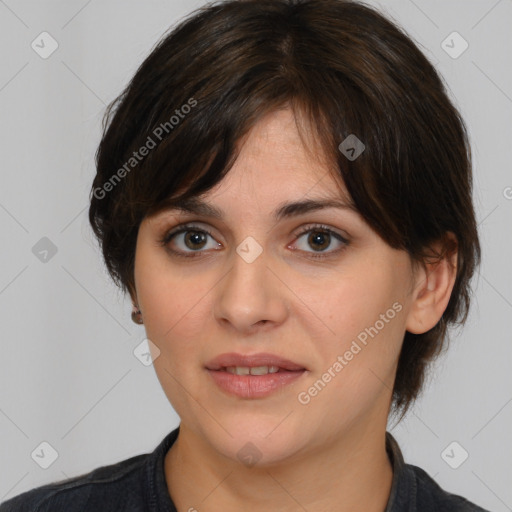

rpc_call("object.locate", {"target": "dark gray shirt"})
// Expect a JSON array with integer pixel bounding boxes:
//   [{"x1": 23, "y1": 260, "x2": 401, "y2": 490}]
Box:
[{"x1": 0, "y1": 426, "x2": 491, "y2": 511}]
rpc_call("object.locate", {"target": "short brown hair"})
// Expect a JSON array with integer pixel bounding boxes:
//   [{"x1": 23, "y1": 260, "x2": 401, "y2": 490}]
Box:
[{"x1": 89, "y1": 0, "x2": 481, "y2": 419}]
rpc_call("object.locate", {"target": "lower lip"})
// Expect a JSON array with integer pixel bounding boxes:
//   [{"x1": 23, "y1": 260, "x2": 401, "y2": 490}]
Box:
[{"x1": 206, "y1": 369, "x2": 307, "y2": 398}]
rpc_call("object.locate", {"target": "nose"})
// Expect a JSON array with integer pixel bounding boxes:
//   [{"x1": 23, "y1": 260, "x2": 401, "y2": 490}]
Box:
[{"x1": 213, "y1": 245, "x2": 288, "y2": 334}]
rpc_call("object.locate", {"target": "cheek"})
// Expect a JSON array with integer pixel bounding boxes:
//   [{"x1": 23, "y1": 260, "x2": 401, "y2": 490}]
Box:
[
  {"x1": 134, "y1": 255, "x2": 215, "y2": 414},
  {"x1": 138, "y1": 273, "x2": 207, "y2": 348},
  {"x1": 296, "y1": 291, "x2": 404, "y2": 433},
  {"x1": 309, "y1": 264, "x2": 403, "y2": 351},
  {"x1": 305, "y1": 263, "x2": 406, "y2": 402},
  {"x1": 134, "y1": 246, "x2": 219, "y2": 371}
]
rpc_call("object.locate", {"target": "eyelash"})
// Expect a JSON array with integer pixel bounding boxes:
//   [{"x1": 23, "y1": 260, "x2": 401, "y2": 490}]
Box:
[{"x1": 158, "y1": 223, "x2": 350, "y2": 260}]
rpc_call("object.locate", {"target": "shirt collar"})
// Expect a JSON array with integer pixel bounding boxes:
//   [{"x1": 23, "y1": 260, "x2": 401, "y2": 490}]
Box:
[
  {"x1": 385, "y1": 431, "x2": 416, "y2": 512},
  {"x1": 147, "y1": 426, "x2": 180, "y2": 512}
]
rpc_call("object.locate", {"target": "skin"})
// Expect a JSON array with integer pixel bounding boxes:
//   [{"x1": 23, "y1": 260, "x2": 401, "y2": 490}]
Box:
[{"x1": 132, "y1": 108, "x2": 458, "y2": 512}]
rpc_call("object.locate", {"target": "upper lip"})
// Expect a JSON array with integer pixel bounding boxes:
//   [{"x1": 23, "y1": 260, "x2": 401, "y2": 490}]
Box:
[{"x1": 205, "y1": 352, "x2": 307, "y2": 371}]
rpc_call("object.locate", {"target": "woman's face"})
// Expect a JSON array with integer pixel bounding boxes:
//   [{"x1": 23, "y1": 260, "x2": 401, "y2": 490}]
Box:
[{"x1": 134, "y1": 108, "x2": 419, "y2": 465}]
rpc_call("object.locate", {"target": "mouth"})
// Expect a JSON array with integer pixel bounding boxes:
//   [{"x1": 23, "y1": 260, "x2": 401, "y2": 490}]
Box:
[
  {"x1": 216, "y1": 366, "x2": 301, "y2": 375},
  {"x1": 205, "y1": 352, "x2": 307, "y2": 372},
  {"x1": 205, "y1": 352, "x2": 308, "y2": 399}
]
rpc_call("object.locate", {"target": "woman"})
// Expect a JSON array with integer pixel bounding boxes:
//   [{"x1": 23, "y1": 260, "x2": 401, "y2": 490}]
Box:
[{"x1": 1, "y1": 0, "x2": 489, "y2": 510}]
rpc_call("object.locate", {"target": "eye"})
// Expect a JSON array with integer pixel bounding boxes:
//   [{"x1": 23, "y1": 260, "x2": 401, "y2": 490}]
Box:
[
  {"x1": 159, "y1": 223, "x2": 221, "y2": 258},
  {"x1": 159, "y1": 223, "x2": 350, "y2": 260},
  {"x1": 291, "y1": 224, "x2": 349, "y2": 259}
]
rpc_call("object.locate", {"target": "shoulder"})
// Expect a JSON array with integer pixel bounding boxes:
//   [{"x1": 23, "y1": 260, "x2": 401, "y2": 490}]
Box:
[
  {"x1": 0, "y1": 453, "x2": 148, "y2": 512},
  {"x1": 408, "y1": 463, "x2": 491, "y2": 511}
]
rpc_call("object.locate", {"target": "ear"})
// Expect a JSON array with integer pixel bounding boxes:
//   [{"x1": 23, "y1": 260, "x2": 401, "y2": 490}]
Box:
[{"x1": 405, "y1": 232, "x2": 458, "y2": 335}]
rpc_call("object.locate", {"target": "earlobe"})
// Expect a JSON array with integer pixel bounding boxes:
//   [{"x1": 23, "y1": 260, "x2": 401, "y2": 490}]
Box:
[{"x1": 405, "y1": 233, "x2": 458, "y2": 335}]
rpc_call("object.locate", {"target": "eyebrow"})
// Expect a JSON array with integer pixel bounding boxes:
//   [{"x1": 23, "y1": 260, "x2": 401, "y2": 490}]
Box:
[{"x1": 162, "y1": 196, "x2": 358, "y2": 221}]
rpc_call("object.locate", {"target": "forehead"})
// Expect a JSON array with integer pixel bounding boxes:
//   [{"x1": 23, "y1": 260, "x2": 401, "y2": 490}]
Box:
[
  {"x1": 149, "y1": 108, "x2": 356, "y2": 221},
  {"x1": 236, "y1": 108, "x2": 329, "y2": 169},
  {"x1": 205, "y1": 108, "x2": 347, "y2": 202}
]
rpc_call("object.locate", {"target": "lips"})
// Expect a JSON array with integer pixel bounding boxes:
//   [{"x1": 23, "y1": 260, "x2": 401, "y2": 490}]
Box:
[
  {"x1": 205, "y1": 352, "x2": 308, "y2": 399},
  {"x1": 205, "y1": 352, "x2": 307, "y2": 372}
]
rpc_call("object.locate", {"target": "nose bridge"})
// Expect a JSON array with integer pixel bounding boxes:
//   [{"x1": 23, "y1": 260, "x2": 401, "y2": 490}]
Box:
[{"x1": 214, "y1": 235, "x2": 287, "y2": 330}]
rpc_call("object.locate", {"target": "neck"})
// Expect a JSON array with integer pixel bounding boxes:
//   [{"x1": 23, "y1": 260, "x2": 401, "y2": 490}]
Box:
[{"x1": 164, "y1": 419, "x2": 394, "y2": 512}]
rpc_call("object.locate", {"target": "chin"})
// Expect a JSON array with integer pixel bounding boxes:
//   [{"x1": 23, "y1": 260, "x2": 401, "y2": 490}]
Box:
[{"x1": 196, "y1": 414, "x2": 311, "y2": 467}]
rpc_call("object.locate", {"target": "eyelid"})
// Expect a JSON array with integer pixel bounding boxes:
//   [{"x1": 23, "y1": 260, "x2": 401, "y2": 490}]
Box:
[
  {"x1": 158, "y1": 222, "x2": 217, "y2": 246},
  {"x1": 159, "y1": 221, "x2": 350, "y2": 259},
  {"x1": 160, "y1": 220, "x2": 349, "y2": 240},
  {"x1": 292, "y1": 223, "x2": 349, "y2": 242}
]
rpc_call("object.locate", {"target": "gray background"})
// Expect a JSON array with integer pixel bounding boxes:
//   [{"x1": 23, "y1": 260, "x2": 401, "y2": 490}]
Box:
[{"x1": 0, "y1": 0, "x2": 510, "y2": 509}]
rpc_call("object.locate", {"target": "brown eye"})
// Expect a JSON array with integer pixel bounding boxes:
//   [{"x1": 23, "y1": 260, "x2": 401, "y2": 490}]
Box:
[
  {"x1": 306, "y1": 230, "x2": 331, "y2": 251},
  {"x1": 183, "y1": 230, "x2": 208, "y2": 250},
  {"x1": 293, "y1": 224, "x2": 350, "y2": 259},
  {"x1": 159, "y1": 224, "x2": 221, "y2": 258}
]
